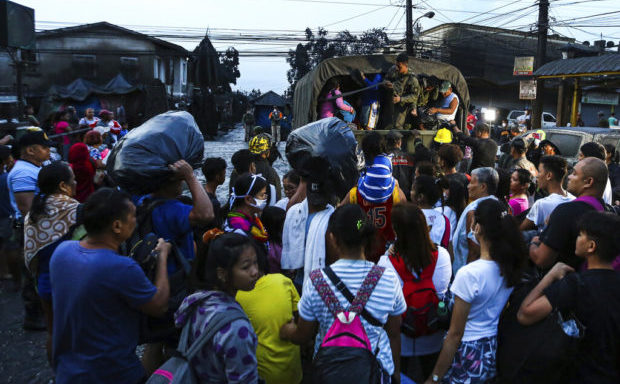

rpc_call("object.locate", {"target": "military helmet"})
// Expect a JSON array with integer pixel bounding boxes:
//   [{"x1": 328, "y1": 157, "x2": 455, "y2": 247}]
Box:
[{"x1": 249, "y1": 133, "x2": 271, "y2": 154}]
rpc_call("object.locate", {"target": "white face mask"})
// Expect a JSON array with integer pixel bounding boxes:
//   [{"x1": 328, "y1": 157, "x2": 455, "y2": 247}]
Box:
[{"x1": 251, "y1": 197, "x2": 267, "y2": 210}]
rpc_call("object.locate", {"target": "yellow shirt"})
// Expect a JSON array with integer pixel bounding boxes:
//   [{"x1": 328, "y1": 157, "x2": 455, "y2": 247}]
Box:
[{"x1": 236, "y1": 274, "x2": 302, "y2": 384}]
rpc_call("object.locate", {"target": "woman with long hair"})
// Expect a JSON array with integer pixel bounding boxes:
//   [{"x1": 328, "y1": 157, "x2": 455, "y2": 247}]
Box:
[
  {"x1": 318, "y1": 78, "x2": 355, "y2": 119},
  {"x1": 24, "y1": 161, "x2": 79, "y2": 362},
  {"x1": 411, "y1": 175, "x2": 451, "y2": 249},
  {"x1": 437, "y1": 176, "x2": 468, "y2": 240},
  {"x1": 424, "y1": 199, "x2": 526, "y2": 384},
  {"x1": 379, "y1": 203, "x2": 452, "y2": 383},
  {"x1": 508, "y1": 168, "x2": 532, "y2": 217},
  {"x1": 178, "y1": 233, "x2": 259, "y2": 383}
]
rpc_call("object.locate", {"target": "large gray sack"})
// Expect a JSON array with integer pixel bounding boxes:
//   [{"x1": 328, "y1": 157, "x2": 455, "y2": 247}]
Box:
[{"x1": 107, "y1": 111, "x2": 204, "y2": 195}]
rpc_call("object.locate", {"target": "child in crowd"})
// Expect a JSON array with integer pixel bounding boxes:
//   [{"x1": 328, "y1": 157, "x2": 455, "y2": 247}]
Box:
[
  {"x1": 280, "y1": 204, "x2": 406, "y2": 383},
  {"x1": 411, "y1": 175, "x2": 450, "y2": 248},
  {"x1": 225, "y1": 173, "x2": 269, "y2": 244},
  {"x1": 178, "y1": 233, "x2": 259, "y2": 383},
  {"x1": 236, "y1": 239, "x2": 302, "y2": 384},
  {"x1": 261, "y1": 206, "x2": 285, "y2": 274},
  {"x1": 275, "y1": 170, "x2": 300, "y2": 211},
  {"x1": 517, "y1": 211, "x2": 620, "y2": 384},
  {"x1": 426, "y1": 199, "x2": 526, "y2": 384}
]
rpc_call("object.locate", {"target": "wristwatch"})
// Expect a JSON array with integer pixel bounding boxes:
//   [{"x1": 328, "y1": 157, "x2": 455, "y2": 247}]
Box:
[{"x1": 431, "y1": 374, "x2": 440, "y2": 383}]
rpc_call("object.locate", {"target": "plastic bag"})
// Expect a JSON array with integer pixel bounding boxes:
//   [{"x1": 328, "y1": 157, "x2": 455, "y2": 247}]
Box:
[
  {"x1": 285, "y1": 117, "x2": 361, "y2": 200},
  {"x1": 106, "y1": 111, "x2": 204, "y2": 195}
]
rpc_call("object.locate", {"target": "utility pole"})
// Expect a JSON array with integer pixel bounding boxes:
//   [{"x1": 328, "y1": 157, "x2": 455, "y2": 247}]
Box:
[
  {"x1": 406, "y1": 0, "x2": 413, "y2": 54},
  {"x1": 532, "y1": 0, "x2": 549, "y2": 129}
]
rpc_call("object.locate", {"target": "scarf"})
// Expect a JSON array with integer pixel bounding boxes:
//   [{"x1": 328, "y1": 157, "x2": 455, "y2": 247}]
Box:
[
  {"x1": 24, "y1": 193, "x2": 79, "y2": 269},
  {"x1": 358, "y1": 154, "x2": 396, "y2": 203},
  {"x1": 225, "y1": 211, "x2": 268, "y2": 243},
  {"x1": 69, "y1": 143, "x2": 95, "y2": 202}
]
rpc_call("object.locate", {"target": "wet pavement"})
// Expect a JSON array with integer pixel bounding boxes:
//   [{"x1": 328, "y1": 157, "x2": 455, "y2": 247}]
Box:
[
  {"x1": 202, "y1": 123, "x2": 290, "y2": 203},
  {"x1": 0, "y1": 123, "x2": 289, "y2": 383}
]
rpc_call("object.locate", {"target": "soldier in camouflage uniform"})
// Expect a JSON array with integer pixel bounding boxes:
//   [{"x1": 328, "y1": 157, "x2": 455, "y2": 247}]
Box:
[
  {"x1": 414, "y1": 76, "x2": 440, "y2": 130},
  {"x1": 385, "y1": 52, "x2": 421, "y2": 129}
]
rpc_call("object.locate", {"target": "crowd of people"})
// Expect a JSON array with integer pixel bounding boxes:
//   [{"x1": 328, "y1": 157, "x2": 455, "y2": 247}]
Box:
[{"x1": 1, "y1": 100, "x2": 619, "y2": 384}]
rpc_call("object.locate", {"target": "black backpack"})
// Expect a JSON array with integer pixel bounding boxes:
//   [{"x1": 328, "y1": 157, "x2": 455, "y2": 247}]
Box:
[
  {"x1": 496, "y1": 267, "x2": 585, "y2": 383},
  {"x1": 124, "y1": 197, "x2": 192, "y2": 344}
]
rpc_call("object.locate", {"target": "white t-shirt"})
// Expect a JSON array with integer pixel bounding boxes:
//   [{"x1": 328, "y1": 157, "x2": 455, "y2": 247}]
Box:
[
  {"x1": 450, "y1": 259, "x2": 513, "y2": 342},
  {"x1": 378, "y1": 246, "x2": 452, "y2": 356},
  {"x1": 434, "y1": 205, "x2": 457, "y2": 242},
  {"x1": 275, "y1": 197, "x2": 289, "y2": 210},
  {"x1": 526, "y1": 192, "x2": 575, "y2": 230},
  {"x1": 422, "y1": 208, "x2": 449, "y2": 247},
  {"x1": 79, "y1": 116, "x2": 100, "y2": 128}
]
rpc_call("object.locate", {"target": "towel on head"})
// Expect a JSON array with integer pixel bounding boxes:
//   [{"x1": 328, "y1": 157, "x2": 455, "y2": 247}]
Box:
[{"x1": 357, "y1": 154, "x2": 395, "y2": 203}]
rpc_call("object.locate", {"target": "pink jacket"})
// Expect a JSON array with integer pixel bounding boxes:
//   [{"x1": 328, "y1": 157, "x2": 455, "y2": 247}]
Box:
[{"x1": 319, "y1": 89, "x2": 353, "y2": 118}]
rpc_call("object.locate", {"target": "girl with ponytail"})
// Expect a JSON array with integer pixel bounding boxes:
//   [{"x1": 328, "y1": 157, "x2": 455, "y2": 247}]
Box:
[
  {"x1": 425, "y1": 199, "x2": 526, "y2": 384},
  {"x1": 280, "y1": 204, "x2": 408, "y2": 382}
]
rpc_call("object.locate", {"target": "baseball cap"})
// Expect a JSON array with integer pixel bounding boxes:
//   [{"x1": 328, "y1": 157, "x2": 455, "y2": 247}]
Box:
[
  {"x1": 439, "y1": 81, "x2": 452, "y2": 93},
  {"x1": 386, "y1": 130, "x2": 402, "y2": 141},
  {"x1": 19, "y1": 129, "x2": 54, "y2": 148}
]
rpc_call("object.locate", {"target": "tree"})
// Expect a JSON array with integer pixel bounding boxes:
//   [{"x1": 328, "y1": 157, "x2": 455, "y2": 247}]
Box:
[
  {"x1": 286, "y1": 27, "x2": 390, "y2": 96},
  {"x1": 219, "y1": 47, "x2": 241, "y2": 85}
]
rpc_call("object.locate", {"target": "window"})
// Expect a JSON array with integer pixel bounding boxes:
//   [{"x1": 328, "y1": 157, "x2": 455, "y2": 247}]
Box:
[
  {"x1": 181, "y1": 60, "x2": 187, "y2": 85},
  {"x1": 120, "y1": 56, "x2": 139, "y2": 82},
  {"x1": 543, "y1": 113, "x2": 556, "y2": 122},
  {"x1": 19, "y1": 49, "x2": 39, "y2": 74},
  {"x1": 72, "y1": 54, "x2": 96, "y2": 78},
  {"x1": 546, "y1": 133, "x2": 584, "y2": 158},
  {"x1": 154, "y1": 57, "x2": 160, "y2": 79}
]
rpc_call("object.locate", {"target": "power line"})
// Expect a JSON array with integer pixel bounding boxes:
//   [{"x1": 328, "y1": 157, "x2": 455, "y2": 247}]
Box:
[{"x1": 321, "y1": 3, "x2": 393, "y2": 28}]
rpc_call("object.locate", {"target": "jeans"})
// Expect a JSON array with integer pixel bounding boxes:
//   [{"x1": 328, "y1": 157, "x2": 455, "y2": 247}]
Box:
[{"x1": 271, "y1": 124, "x2": 281, "y2": 142}]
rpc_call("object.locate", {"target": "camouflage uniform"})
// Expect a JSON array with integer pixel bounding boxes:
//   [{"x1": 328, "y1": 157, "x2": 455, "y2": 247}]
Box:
[
  {"x1": 417, "y1": 86, "x2": 439, "y2": 109},
  {"x1": 386, "y1": 65, "x2": 421, "y2": 129}
]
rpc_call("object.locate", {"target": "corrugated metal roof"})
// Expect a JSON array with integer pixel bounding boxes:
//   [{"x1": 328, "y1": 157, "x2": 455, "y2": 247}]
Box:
[{"x1": 534, "y1": 54, "x2": 620, "y2": 76}]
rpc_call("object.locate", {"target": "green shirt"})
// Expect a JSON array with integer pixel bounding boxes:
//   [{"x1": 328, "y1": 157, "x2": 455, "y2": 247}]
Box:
[{"x1": 386, "y1": 65, "x2": 421, "y2": 109}]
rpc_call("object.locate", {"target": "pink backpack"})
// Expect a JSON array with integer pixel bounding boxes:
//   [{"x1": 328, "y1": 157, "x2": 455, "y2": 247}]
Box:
[{"x1": 309, "y1": 265, "x2": 385, "y2": 383}]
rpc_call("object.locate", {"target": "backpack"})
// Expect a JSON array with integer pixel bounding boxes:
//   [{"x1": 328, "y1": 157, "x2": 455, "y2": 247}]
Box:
[
  {"x1": 146, "y1": 307, "x2": 246, "y2": 384},
  {"x1": 309, "y1": 265, "x2": 385, "y2": 384},
  {"x1": 496, "y1": 267, "x2": 585, "y2": 383},
  {"x1": 125, "y1": 196, "x2": 192, "y2": 344},
  {"x1": 389, "y1": 250, "x2": 450, "y2": 338}
]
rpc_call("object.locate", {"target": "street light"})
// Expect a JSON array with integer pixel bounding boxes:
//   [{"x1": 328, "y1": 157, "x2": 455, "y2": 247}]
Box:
[{"x1": 409, "y1": 11, "x2": 434, "y2": 55}]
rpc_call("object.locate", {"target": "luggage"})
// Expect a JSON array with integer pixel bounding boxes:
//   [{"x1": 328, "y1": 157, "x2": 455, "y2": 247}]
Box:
[
  {"x1": 309, "y1": 265, "x2": 385, "y2": 384},
  {"x1": 285, "y1": 117, "x2": 361, "y2": 200},
  {"x1": 107, "y1": 111, "x2": 204, "y2": 195}
]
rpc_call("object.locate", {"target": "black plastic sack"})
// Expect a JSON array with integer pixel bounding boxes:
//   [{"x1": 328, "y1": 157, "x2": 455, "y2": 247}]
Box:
[
  {"x1": 107, "y1": 111, "x2": 204, "y2": 195},
  {"x1": 285, "y1": 117, "x2": 361, "y2": 200}
]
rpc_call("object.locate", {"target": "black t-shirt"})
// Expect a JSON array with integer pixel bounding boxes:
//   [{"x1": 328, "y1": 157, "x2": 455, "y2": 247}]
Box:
[
  {"x1": 456, "y1": 133, "x2": 498, "y2": 170},
  {"x1": 544, "y1": 269, "x2": 620, "y2": 383},
  {"x1": 444, "y1": 172, "x2": 469, "y2": 188},
  {"x1": 540, "y1": 201, "x2": 598, "y2": 269},
  {"x1": 207, "y1": 191, "x2": 223, "y2": 229}
]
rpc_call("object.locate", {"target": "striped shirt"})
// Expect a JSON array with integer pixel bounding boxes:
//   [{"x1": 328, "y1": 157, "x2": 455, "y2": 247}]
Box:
[{"x1": 298, "y1": 259, "x2": 406, "y2": 375}]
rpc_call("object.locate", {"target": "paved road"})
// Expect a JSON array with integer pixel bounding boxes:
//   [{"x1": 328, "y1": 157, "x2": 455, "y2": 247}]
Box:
[{"x1": 0, "y1": 124, "x2": 289, "y2": 383}]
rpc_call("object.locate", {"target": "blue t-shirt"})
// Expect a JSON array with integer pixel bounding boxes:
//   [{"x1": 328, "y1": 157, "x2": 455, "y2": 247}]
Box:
[
  {"x1": 151, "y1": 199, "x2": 194, "y2": 273},
  {"x1": 7, "y1": 160, "x2": 40, "y2": 219},
  {"x1": 0, "y1": 173, "x2": 13, "y2": 218},
  {"x1": 50, "y1": 241, "x2": 156, "y2": 384},
  {"x1": 362, "y1": 74, "x2": 383, "y2": 106}
]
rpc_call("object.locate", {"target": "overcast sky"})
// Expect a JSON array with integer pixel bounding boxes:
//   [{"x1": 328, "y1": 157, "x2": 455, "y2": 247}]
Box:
[{"x1": 14, "y1": 0, "x2": 620, "y2": 93}]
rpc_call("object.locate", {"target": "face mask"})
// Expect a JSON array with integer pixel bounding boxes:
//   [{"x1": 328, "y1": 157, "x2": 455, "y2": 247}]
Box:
[
  {"x1": 250, "y1": 198, "x2": 267, "y2": 210},
  {"x1": 467, "y1": 229, "x2": 480, "y2": 246}
]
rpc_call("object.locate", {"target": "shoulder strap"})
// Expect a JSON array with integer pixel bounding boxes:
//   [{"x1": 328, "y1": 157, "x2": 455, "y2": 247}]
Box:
[
  {"x1": 349, "y1": 265, "x2": 385, "y2": 313},
  {"x1": 178, "y1": 308, "x2": 247, "y2": 361},
  {"x1": 310, "y1": 269, "x2": 345, "y2": 317},
  {"x1": 441, "y1": 215, "x2": 451, "y2": 248},
  {"x1": 323, "y1": 265, "x2": 384, "y2": 326}
]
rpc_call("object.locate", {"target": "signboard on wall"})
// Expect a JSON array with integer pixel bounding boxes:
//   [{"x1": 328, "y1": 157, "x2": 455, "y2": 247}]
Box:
[
  {"x1": 581, "y1": 92, "x2": 619, "y2": 105},
  {"x1": 513, "y1": 56, "x2": 534, "y2": 76},
  {"x1": 519, "y1": 80, "x2": 537, "y2": 100}
]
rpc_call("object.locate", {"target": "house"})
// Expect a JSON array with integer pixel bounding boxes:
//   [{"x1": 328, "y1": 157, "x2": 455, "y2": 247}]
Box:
[
  {"x1": 402, "y1": 23, "x2": 576, "y2": 119},
  {"x1": 0, "y1": 21, "x2": 191, "y2": 120}
]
